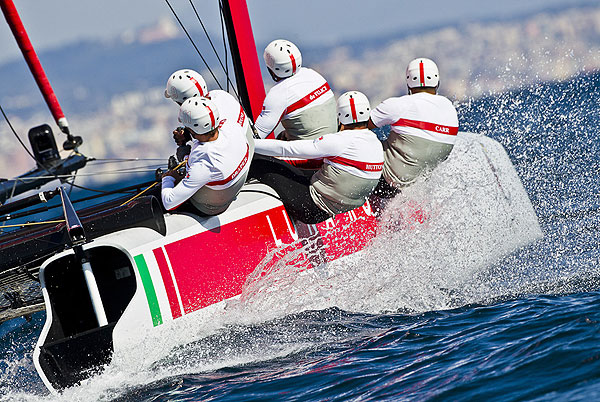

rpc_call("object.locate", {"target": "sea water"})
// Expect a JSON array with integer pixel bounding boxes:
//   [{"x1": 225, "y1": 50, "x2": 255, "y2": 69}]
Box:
[{"x1": 0, "y1": 71, "x2": 599, "y2": 401}]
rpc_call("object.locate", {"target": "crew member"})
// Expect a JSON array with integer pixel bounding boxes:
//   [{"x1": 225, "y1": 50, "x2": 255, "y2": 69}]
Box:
[
  {"x1": 164, "y1": 69, "x2": 255, "y2": 160},
  {"x1": 369, "y1": 58, "x2": 459, "y2": 197},
  {"x1": 161, "y1": 97, "x2": 251, "y2": 216},
  {"x1": 251, "y1": 91, "x2": 383, "y2": 224},
  {"x1": 254, "y1": 39, "x2": 337, "y2": 141}
]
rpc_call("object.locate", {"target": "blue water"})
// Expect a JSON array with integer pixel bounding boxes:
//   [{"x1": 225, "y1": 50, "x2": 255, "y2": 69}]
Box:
[{"x1": 1, "y1": 72, "x2": 599, "y2": 401}]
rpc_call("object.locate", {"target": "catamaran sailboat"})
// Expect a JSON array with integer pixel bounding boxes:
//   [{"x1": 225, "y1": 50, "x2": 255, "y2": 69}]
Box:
[{"x1": 0, "y1": 0, "x2": 541, "y2": 392}]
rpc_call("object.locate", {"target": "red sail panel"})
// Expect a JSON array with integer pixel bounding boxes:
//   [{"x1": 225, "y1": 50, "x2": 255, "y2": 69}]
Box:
[
  {"x1": 0, "y1": 0, "x2": 69, "y2": 133},
  {"x1": 221, "y1": 0, "x2": 266, "y2": 122}
]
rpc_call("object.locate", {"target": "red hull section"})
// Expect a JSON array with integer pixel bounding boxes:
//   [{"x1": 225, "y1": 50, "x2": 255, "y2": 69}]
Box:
[{"x1": 148, "y1": 202, "x2": 379, "y2": 320}]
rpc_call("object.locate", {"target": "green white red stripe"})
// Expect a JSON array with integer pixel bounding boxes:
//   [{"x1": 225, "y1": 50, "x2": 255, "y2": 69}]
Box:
[{"x1": 134, "y1": 254, "x2": 163, "y2": 327}]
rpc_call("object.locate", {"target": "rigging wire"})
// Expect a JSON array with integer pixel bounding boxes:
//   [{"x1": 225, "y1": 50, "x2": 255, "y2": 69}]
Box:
[
  {"x1": 0, "y1": 104, "x2": 38, "y2": 163},
  {"x1": 1, "y1": 103, "x2": 159, "y2": 197},
  {"x1": 0, "y1": 102, "x2": 97, "y2": 196},
  {"x1": 163, "y1": 0, "x2": 225, "y2": 91},
  {"x1": 64, "y1": 181, "x2": 143, "y2": 194},
  {"x1": 87, "y1": 158, "x2": 165, "y2": 163},
  {"x1": 164, "y1": 0, "x2": 259, "y2": 133},
  {"x1": 4, "y1": 166, "x2": 160, "y2": 180},
  {"x1": 0, "y1": 180, "x2": 155, "y2": 223},
  {"x1": 188, "y1": 0, "x2": 238, "y2": 97},
  {"x1": 218, "y1": 0, "x2": 229, "y2": 92}
]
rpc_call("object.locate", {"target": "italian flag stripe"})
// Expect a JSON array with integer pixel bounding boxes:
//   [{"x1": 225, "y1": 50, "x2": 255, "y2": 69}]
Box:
[{"x1": 134, "y1": 254, "x2": 163, "y2": 326}]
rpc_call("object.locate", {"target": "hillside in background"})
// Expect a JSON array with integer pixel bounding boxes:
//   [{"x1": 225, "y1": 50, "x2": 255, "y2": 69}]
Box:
[
  {"x1": 0, "y1": 37, "x2": 227, "y2": 117},
  {"x1": 0, "y1": 4, "x2": 598, "y2": 180},
  {"x1": 314, "y1": 4, "x2": 600, "y2": 101}
]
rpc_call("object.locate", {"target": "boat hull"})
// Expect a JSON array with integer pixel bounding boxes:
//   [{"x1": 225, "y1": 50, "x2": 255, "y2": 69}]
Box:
[
  {"x1": 32, "y1": 132, "x2": 541, "y2": 392},
  {"x1": 32, "y1": 182, "x2": 378, "y2": 391}
]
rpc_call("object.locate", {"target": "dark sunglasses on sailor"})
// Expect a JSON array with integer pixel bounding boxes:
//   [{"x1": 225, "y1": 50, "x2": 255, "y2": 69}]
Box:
[{"x1": 183, "y1": 126, "x2": 195, "y2": 140}]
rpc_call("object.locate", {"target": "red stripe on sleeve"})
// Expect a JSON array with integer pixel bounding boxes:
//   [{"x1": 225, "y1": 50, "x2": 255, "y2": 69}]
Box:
[{"x1": 237, "y1": 105, "x2": 246, "y2": 126}]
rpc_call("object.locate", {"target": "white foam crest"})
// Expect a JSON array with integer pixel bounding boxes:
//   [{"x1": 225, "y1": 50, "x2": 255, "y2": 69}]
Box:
[
  {"x1": 27, "y1": 344, "x2": 305, "y2": 402},
  {"x1": 234, "y1": 133, "x2": 543, "y2": 317},
  {"x1": 11, "y1": 308, "x2": 315, "y2": 401}
]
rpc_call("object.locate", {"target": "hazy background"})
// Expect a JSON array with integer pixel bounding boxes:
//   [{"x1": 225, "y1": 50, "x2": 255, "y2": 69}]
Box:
[
  {"x1": 0, "y1": 0, "x2": 595, "y2": 63},
  {"x1": 0, "y1": 0, "x2": 598, "y2": 180}
]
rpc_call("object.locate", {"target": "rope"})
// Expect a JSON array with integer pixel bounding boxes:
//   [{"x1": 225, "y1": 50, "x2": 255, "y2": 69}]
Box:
[
  {"x1": 119, "y1": 182, "x2": 158, "y2": 207},
  {"x1": 0, "y1": 219, "x2": 64, "y2": 229},
  {"x1": 0, "y1": 180, "x2": 155, "y2": 223},
  {"x1": 119, "y1": 159, "x2": 187, "y2": 207}
]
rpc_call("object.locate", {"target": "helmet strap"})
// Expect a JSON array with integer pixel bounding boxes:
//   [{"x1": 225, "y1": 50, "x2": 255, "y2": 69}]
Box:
[{"x1": 267, "y1": 68, "x2": 282, "y2": 82}]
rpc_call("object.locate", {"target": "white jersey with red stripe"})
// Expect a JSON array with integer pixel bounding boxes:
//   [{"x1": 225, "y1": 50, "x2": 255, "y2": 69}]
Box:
[
  {"x1": 208, "y1": 90, "x2": 249, "y2": 131},
  {"x1": 254, "y1": 67, "x2": 335, "y2": 139},
  {"x1": 370, "y1": 92, "x2": 459, "y2": 145},
  {"x1": 254, "y1": 129, "x2": 383, "y2": 180},
  {"x1": 161, "y1": 119, "x2": 250, "y2": 211}
]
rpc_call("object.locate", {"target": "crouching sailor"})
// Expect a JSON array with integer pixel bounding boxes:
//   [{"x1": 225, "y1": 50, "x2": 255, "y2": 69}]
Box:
[
  {"x1": 161, "y1": 97, "x2": 251, "y2": 215},
  {"x1": 251, "y1": 91, "x2": 383, "y2": 224},
  {"x1": 164, "y1": 69, "x2": 255, "y2": 160},
  {"x1": 255, "y1": 39, "x2": 337, "y2": 140},
  {"x1": 369, "y1": 57, "x2": 459, "y2": 197}
]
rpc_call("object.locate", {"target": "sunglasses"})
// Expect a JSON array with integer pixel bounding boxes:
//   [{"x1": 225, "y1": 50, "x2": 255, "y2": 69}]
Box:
[{"x1": 183, "y1": 126, "x2": 197, "y2": 139}]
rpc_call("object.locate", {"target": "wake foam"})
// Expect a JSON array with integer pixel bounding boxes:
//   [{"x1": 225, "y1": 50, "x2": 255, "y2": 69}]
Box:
[
  {"x1": 0, "y1": 133, "x2": 545, "y2": 401},
  {"x1": 233, "y1": 132, "x2": 543, "y2": 316}
]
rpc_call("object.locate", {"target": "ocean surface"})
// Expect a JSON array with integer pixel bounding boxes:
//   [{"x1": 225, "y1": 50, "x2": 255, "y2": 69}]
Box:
[{"x1": 1, "y1": 71, "x2": 599, "y2": 401}]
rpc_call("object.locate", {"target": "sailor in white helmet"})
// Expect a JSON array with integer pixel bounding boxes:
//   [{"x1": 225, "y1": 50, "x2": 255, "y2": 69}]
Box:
[
  {"x1": 254, "y1": 39, "x2": 337, "y2": 141},
  {"x1": 369, "y1": 58, "x2": 459, "y2": 197},
  {"x1": 251, "y1": 91, "x2": 383, "y2": 223},
  {"x1": 161, "y1": 97, "x2": 251, "y2": 216},
  {"x1": 164, "y1": 69, "x2": 255, "y2": 161}
]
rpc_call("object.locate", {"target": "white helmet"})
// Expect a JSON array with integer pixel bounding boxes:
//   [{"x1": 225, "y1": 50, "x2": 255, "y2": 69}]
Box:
[
  {"x1": 165, "y1": 69, "x2": 208, "y2": 104},
  {"x1": 178, "y1": 97, "x2": 220, "y2": 134},
  {"x1": 263, "y1": 39, "x2": 302, "y2": 78},
  {"x1": 406, "y1": 58, "x2": 439, "y2": 89},
  {"x1": 337, "y1": 91, "x2": 371, "y2": 125}
]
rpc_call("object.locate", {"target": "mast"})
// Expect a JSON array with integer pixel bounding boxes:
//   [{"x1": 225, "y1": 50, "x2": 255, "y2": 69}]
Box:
[
  {"x1": 1, "y1": 0, "x2": 81, "y2": 149},
  {"x1": 220, "y1": 0, "x2": 265, "y2": 122}
]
